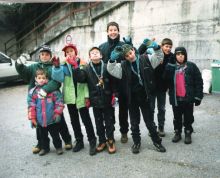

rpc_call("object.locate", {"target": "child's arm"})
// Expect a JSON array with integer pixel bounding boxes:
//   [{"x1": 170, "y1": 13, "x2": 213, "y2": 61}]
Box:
[
  {"x1": 15, "y1": 61, "x2": 35, "y2": 82},
  {"x1": 72, "y1": 67, "x2": 88, "y2": 83},
  {"x1": 53, "y1": 91, "x2": 65, "y2": 122},
  {"x1": 193, "y1": 63, "x2": 204, "y2": 103},
  {"x1": 27, "y1": 90, "x2": 37, "y2": 127},
  {"x1": 52, "y1": 66, "x2": 65, "y2": 83}
]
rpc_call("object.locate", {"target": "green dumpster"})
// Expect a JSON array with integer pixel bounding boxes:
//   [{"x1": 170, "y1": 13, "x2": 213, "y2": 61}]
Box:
[{"x1": 211, "y1": 60, "x2": 220, "y2": 94}]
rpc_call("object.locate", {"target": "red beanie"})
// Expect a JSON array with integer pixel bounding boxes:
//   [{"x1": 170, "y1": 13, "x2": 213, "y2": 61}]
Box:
[{"x1": 62, "y1": 43, "x2": 78, "y2": 57}]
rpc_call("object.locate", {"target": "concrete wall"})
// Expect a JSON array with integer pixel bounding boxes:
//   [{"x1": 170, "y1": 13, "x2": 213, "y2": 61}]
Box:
[{"x1": 31, "y1": 0, "x2": 220, "y2": 70}]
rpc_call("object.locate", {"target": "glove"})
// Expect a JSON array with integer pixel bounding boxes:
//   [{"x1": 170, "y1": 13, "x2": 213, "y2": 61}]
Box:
[
  {"x1": 85, "y1": 98, "x2": 90, "y2": 108},
  {"x1": 51, "y1": 56, "x2": 60, "y2": 68},
  {"x1": 148, "y1": 41, "x2": 159, "y2": 49},
  {"x1": 17, "y1": 53, "x2": 30, "y2": 64},
  {"x1": 66, "y1": 56, "x2": 78, "y2": 69},
  {"x1": 194, "y1": 99, "x2": 201, "y2": 106},
  {"x1": 37, "y1": 88, "x2": 47, "y2": 99},
  {"x1": 111, "y1": 93, "x2": 119, "y2": 107},
  {"x1": 110, "y1": 46, "x2": 123, "y2": 61},
  {"x1": 30, "y1": 119, "x2": 37, "y2": 128},
  {"x1": 143, "y1": 38, "x2": 159, "y2": 49},
  {"x1": 146, "y1": 48, "x2": 155, "y2": 55},
  {"x1": 123, "y1": 36, "x2": 133, "y2": 46}
]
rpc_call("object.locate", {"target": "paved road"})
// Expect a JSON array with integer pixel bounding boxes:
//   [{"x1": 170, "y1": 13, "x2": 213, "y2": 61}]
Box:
[{"x1": 0, "y1": 83, "x2": 219, "y2": 178}]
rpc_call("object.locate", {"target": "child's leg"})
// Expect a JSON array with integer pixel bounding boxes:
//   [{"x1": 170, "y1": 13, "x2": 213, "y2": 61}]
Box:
[
  {"x1": 38, "y1": 126, "x2": 50, "y2": 156},
  {"x1": 59, "y1": 113, "x2": 72, "y2": 145},
  {"x1": 93, "y1": 107, "x2": 106, "y2": 144},
  {"x1": 79, "y1": 107, "x2": 96, "y2": 142},
  {"x1": 67, "y1": 104, "x2": 83, "y2": 142},
  {"x1": 103, "y1": 106, "x2": 115, "y2": 141},
  {"x1": 183, "y1": 103, "x2": 194, "y2": 133},
  {"x1": 32, "y1": 127, "x2": 42, "y2": 154},
  {"x1": 172, "y1": 104, "x2": 184, "y2": 133}
]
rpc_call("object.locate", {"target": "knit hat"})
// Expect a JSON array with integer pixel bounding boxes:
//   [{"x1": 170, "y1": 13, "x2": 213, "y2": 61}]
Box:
[
  {"x1": 121, "y1": 44, "x2": 133, "y2": 56},
  {"x1": 62, "y1": 43, "x2": 78, "y2": 57},
  {"x1": 175, "y1": 47, "x2": 187, "y2": 62},
  {"x1": 39, "y1": 45, "x2": 52, "y2": 56}
]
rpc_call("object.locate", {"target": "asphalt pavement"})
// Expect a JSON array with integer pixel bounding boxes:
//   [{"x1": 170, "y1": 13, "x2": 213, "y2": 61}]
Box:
[{"x1": 0, "y1": 83, "x2": 219, "y2": 178}]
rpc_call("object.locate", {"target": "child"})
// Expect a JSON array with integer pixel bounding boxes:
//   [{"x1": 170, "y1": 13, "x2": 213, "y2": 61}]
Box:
[
  {"x1": 52, "y1": 43, "x2": 97, "y2": 156},
  {"x1": 15, "y1": 45, "x2": 72, "y2": 153},
  {"x1": 107, "y1": 41, "x2": 166, "y2": 154},
  {"x1": 73, "y1": 47, "x2": 116, "y2": 154},
  {"x1": 164, "y1": 47, "x2": 203, "y2": 144},
  {"x1": 99, "y1": 21, "x2": 129, "y2": 143},
  {"x1": 139, "y1": 38, "x2": 175, "y2": 137},
  {"x1": 28, "y1": 69, "x2": 64, "y2": 156}
]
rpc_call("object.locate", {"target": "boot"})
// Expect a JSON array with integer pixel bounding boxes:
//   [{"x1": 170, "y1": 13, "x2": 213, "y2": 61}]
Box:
[
  {"x1": 72, "y1": 140, "x2": 84, "y2": 152},
  {"x1": 39, "y1": 149, "x2": 50, "y2": 156},
  {"x1": 96, "y1": 142, "x2": 107, "y2": 152},
  {"x1": 56, "y1": 148, "x2": 63, "y2": 155},
  {"x1": 121, "y1": 133, "x2": 128, "y2": 143},
  {"x1": 131, "y1": 143, "x2": 141, "y2": 154},
  {"x1": 107, "y1": 139, "x2": 116, "y2": 154},
  {"x1": 89, "y1": 139, "x2": 97, "y2": 156},
  {"x1": 64, "y1": 140, "x2": 73, "y2": 150},
  {"x1": 32, "y1": 143, "x2": 41, "y2": 154},
  {"x1": 184, "y1": 130, "x2": 192, "y2": 144},
  {"x1": 153, "y1": 142, "x2": 166, "y2": 152},
  {"x1": 158, "y1": 126, "x2": 165, "y2": 137},
  {"x1": 172, "y1": 131, "x2": 182, "y2": 143}
]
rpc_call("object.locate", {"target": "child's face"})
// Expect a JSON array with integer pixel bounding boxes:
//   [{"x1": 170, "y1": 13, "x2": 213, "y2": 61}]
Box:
[
  {"x1": 35, "y1": 74, "x2": 48, "y2": 86},
  {"x1": 65, "y1": 47, "x2": 76, "y2": 58},
  {"x1": 89, "y1": 49, "x2": 102, "y2": 64},
  {"x1": 161, "y1": 44, "x2": 172, "y2": 55},
  {"x1": 39, "y1": 52, "x2": 51, "y2": 63},
  {"x1": 124, "y1": 49, "x2": 136, "y2": 62},
  {"x1": 107, "y1": 25, "x2": 119, "y2": 40},
  {"x1": 176, "y1": 52, "x2": 185, "y2": 64}
]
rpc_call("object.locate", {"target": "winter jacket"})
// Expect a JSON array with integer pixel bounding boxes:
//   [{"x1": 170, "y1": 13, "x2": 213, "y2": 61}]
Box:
[
  {"x1": 27, "y1": 86, "x2": 64, "y2": 127},
  {"x1": 52, "y1": 59, "x2": 89, "y2": 109},
  {"x1": 107, "y1": 49, "x2": 164, "y2": 105},
  {"x1": 99, "y1": 35, "x2": 125, "y2": 63},
  {"x1": 164, "y1": 61, "x2": 203, "y2": 106},
  {"x1": 73, "y1": 61, "x2": 114, "y2": 108},
  {"x1": 138, "y1": 43, "x2": 175, "y2": 92},
  {"x1": 15, "y1": 60, "x2": 61, "y2": 93}
]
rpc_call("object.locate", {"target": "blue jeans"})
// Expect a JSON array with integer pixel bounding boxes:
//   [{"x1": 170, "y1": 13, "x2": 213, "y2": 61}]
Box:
[{"x1": 150, "y1": 91, "x2": 166, "y2": 129}]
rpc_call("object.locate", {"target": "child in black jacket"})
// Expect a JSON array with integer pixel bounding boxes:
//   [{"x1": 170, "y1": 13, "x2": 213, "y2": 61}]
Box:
[{"x1": 164, "y1": 47, "x2": 203, "y2": 144}]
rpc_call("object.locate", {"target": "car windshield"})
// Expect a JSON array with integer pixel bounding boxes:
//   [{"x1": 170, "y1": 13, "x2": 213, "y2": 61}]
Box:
[{"x1": 0, "y1": 52, "x2": 11, "y2": 63}]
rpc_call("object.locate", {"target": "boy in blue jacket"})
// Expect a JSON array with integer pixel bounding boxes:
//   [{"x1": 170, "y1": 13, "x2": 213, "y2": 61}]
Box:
[{"x1": 28, "y1": 69, "x2": 64, "y2": 156}]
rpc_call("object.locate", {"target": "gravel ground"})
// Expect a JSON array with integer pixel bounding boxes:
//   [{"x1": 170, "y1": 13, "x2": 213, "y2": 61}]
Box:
[{"x1": 0, "y1": 83, "x2": 219, "y2": 178}]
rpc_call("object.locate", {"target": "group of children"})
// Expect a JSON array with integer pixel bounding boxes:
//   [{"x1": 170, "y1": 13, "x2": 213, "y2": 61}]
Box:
[{"x1": 15, "y1": 21, "x2": 203, "y2": 156}]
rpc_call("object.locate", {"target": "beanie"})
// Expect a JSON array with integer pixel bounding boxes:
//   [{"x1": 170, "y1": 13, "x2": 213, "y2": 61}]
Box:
[
  {"x1": 122, "y1": 44, "x2": 133, "y2": 56},
  {"x1": 62, "y1": 43, "x2": 78, "y2": 57}
]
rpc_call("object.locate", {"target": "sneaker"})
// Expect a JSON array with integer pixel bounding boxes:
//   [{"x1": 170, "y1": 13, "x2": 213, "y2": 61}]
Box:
[
  {"x1": 89, "y1": 139, "x2": 97, "y2": 156},
  {"x1": 184, "y1": 131, "x2": 192, "y2": 144},
  {"x1": 96, "y1": 143, "x2": 107, "y2": 152},
  {"x1": 172, "y1": 132, "x2": 182, "y2": 143},
  {"x1": 56, "y1": 148, "x2": 63, "y2": 155},
  {"x1": 64, "y1": 141, "x2": 73, "y2": 150},
  {"x1": 153, "y1": 143, "x2": 166, "y2": 152},
  {"x1": 107, "y1": 140, "x2": 116, "y2": 154},
  {"x1": 121, "y1": 133, "x2": 128, "y2": 143},
  {"x1": 72, "y1": 141, "x2": 84, "y2": 152},
  {"x1": 131, "y1": 143, "x2": 141, "y2": 154},
  {"x1": 158, "y1": 126, "x2": 165, "y2": 137},
  {"x1": 39, "y1": 149, "x2": 50, "y2": 156},
  {"x1": 32, "y1": 144, "x2": 41, "y2": 154}
]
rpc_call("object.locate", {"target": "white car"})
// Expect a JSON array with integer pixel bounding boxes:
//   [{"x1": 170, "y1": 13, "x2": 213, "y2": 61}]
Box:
[{"x1": 0, "y1": 52, "x2": 36, "y2": 83}]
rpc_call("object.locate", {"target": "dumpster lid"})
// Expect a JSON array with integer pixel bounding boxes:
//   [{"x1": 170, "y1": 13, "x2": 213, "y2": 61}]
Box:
[{"x1": 211, "y1": 60, "x2": 220, "y2": 67}]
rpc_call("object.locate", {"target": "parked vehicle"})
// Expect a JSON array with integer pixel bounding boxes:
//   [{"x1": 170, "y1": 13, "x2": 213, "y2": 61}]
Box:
[{"x1": 0, "y1": 52, "x2": 36, "y2": 83}]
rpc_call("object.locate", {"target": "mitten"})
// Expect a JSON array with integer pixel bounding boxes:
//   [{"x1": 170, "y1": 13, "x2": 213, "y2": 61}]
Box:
[
  {"x1": 31, "y1": 119, "x2": 37, "y2": 128},
  {"x1": 85, "y1": 98, "x2": 90, "y2": 108},
  {"x1": 37, "y1": 89, "x2": 47, "y2": 99},
  {"x1": 123, "y1": 36, "x2": 133, "y2": 46},
  {"x1": 51, "y1": 56, "x2": 60, "y2": 68},
  {"x1": 17, "y1": 53, "x2": 30, "y2": 64},
  {"x1": 194, "y1": 99, "x2": 201, "y2": 106},
  {"x1": 110, "y1": 46, "x2": 123, "y2": 61},
  {"x1": 143, "y1": 38, "x2": 153, "y2": 46},
  {"x1": 111, "y1": 93, "x2": 119, "y2": 107},
  {"x1": 148, "y1": 41, "x2": 159, "y2": 49},
  {"x1": 66, "y1": 56, "x2": 79, "y2": 69}
]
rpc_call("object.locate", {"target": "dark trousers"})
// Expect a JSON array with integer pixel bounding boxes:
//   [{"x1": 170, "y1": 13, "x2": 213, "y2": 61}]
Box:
[
  {"x1": 36, "y1": 113, "x2": 71, "y2": 146},
  {"x1": 172, "y1": 101, "x2": 194, "y2": 133},
  {"x1": 39, "y1": 123, "x2": 62, "y2": 150},
  {"x1": 129, "y1": 98, "x2": 161, "y2": 145},
  {"x1": 67, "y1": 104, "x2": 96, "y2": 142},
  {"x1": 118, "y1": 94, "x2": 129, "y2": 134},
  {"x1": 150, "y1": 91, "x2": 166, "y2": 128},
  {"x1": 93, "y1": 107, "x2": 115, "y2": 144},
  {"x1": 59, "y1": 113, "x2": 72, "y2": 143}
]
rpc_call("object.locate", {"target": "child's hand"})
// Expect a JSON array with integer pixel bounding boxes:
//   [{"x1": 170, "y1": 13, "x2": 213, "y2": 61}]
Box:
[
  {"x1": 85, "y1": 98, "x2": 90, "y2": 108},
  {"x1": 123, "y1": 36, "x2": 133, "y2": 46},
  {"x1": 52, "y1": 56, "x2": 60, "y2": 68},
  {"x1": 54, "y1": 114, "x2": 61, "y2": 123},
  {"x1": 110, "y1": 46, "x2": 123, "y2": 61},
  {"x1": 194, "y1": 99, "x2": 201, "y2": 106},
  {"x1": 31, "y1": 119, "x2": 37, "y2": 128},
  {"x1": 66, "y1": 56, "x2": 79, "y2": 69}
]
